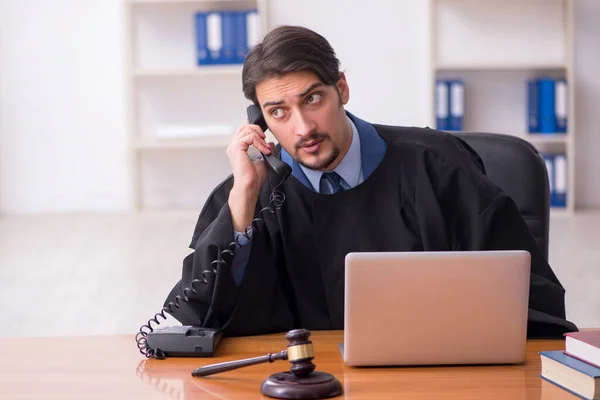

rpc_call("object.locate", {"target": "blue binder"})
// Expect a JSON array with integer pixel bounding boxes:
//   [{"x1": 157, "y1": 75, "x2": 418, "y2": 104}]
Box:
[
  {"x1": 449, "y1": 79, "x2": 464, "y2": 131},
  {"x1": 194, "y1": 12, "x2": 210, "y2": 65},
  {"x1": 527, "y1": 79, "x2": 539, "y2": 133},
  {"x1": 538, "y1": 78, "x2": 557, "y2": 133},
  {"x1": 195, "y1": 10, "x2": 260, "y2": 65},
  {"x1": 205, "y1": 12, "x2": 223, "y2": 64},
  {"x1": 553, "y1": 153, "x2": 567, "y2": 207},
  {"x1": 543, "y1": 154, "x2": 555, "y2": 206},
  {"x1": 246, "y1": 10, "x2": 260, "y2": 49},
  {"x1": 233, "y1": 11, "x2": 248, "y2": 64},
  {"x1": 435, "y1": 79, "x2": 449, "y2": 130},
  {"x1": 555, "y1": 78, "x2": 568, "y2": 133},
  {"x1": 237, "y1": 10, "x2": 259, "y2": 63},
  {"x1": 220, "y1": 11, "x2": 237, "y2": 64}
]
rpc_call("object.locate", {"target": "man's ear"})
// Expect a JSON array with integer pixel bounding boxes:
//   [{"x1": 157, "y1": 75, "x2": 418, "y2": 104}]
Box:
[{"x1": 337, "y1": 72, "x2": 350, "y2": 105}]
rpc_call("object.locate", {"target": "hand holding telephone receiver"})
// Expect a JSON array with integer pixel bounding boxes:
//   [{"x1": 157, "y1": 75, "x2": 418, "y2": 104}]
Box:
[{"x1": 247, "y1": 105, "x2": 292, "y2": 180}]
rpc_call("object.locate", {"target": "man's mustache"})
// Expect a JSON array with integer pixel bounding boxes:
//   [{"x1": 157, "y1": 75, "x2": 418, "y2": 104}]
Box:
[{"x1": 295, "y1": 133, "x2": 330, "y2": 151}]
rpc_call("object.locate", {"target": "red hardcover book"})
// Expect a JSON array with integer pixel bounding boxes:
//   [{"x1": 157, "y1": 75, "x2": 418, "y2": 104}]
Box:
[{"x1": 564, "y1": 330, "x2": 600, "y2": 369}]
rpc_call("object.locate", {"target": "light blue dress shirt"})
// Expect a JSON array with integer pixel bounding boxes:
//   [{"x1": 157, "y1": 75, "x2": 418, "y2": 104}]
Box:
[{"x1": 299, "y1": 117, "x2": 363, "y2": 193}]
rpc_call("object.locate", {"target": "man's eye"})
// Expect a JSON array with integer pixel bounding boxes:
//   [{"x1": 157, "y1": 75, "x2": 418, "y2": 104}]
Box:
[
  {"x1": 271, "y1": 108, "x2": 284, "y2": 119},
  {"x1": 307, "y1": 93, "x2": 322, "y2": 104}
]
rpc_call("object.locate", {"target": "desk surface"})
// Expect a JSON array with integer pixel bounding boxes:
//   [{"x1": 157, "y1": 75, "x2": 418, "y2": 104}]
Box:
[{"x1": 0, "y1": 330, "x2": 578, "y2": 399}]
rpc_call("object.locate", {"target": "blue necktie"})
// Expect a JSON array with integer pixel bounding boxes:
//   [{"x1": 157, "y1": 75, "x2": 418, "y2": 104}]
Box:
[{"x1": 320, "y1": 172, "x2": 345, "y2": 194}]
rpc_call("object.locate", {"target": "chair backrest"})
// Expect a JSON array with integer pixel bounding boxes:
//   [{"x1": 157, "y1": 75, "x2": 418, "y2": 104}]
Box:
[{"x1": 452, "y1": 132, "x2": 550, "y2": 260}]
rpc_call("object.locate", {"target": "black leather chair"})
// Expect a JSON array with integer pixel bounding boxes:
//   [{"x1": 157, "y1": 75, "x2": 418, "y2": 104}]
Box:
[{"x1": 452, "y1": 132, "x2": 550, "y2": 260}]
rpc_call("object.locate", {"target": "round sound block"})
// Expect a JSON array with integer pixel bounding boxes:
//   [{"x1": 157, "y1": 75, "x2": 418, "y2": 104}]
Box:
[{"x1": 260, "y1": 371, "x2": 343, "y2": 399}]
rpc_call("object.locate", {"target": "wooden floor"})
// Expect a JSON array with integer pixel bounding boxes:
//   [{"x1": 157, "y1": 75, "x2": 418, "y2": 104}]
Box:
[{"x1": 0, "y1": 210, "x2": 598, "y2": 338}]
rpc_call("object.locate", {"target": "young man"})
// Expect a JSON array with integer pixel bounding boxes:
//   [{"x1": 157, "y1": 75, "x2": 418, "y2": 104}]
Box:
[{"x1": 164, "y1": 25, "x2": 577, "y2": 338}]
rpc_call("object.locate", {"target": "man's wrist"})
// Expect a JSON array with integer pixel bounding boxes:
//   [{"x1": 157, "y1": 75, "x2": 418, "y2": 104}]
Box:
[{"x1": 228, "y1": 186, "x2": 259, "y2": 232}]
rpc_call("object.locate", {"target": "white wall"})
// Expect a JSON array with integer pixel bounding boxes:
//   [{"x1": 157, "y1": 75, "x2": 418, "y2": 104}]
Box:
[
  {"x1": 0, "y1": 0, "x2": 130, "y2": 214},
  {"x1": 1, "y1": 0, "x2": 599, "y2": 214}
]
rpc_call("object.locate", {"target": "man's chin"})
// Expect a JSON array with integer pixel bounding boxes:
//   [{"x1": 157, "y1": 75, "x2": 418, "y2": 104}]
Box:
[{"x1": 297, "y1": 154, "x2": 337, "y2": 171}]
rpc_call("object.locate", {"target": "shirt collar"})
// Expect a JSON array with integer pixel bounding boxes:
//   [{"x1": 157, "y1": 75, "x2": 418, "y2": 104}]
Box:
[{"x1": 301, "y1": 116, "x2": 362, "y2": 192}]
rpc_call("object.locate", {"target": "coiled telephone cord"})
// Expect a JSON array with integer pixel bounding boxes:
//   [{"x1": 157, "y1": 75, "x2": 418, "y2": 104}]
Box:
[{"x1": 135, "y1": 177, "x2": 287, "y2": 359}]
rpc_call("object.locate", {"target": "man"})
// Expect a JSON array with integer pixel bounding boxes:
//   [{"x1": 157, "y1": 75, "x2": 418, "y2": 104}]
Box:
[{"x1": 164, "y1": 25, "x2": 577, "y2": 338}]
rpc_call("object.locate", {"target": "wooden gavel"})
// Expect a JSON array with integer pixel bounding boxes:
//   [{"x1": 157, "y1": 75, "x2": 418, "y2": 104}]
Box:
[
  {"x1": 191, "y1": 328, "x2": 316, "y2": 377},
  {"x1": 191, "y1": 329, "x2": 343, "y2": 399}
]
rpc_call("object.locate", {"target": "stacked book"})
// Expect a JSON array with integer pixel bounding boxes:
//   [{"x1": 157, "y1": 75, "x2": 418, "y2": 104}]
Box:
[{"x1": 540, "y1": 330, "x2": 600, "y2": 399}]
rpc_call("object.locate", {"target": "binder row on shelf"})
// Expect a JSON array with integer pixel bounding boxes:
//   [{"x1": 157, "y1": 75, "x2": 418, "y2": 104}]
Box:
[
  {"x1": 543, "y1": 153, "x2": 568, "y2": 208},
  {"x1": 195, "y1": 10, "x2": 260, "y2": 65},
  {"x1": 527, "y1": 77, "x2": 568, "y2": 134},
  {"x1": 435, "y1": 79, "x2": 464, "y2": 131}
]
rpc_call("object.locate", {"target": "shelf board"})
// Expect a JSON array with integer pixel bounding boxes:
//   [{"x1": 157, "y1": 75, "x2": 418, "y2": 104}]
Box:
[
  {"x1": 435, "y1": 63, "x2": 567, "y2": 71},
  {"x1": 550, "y1": 207, "x2": 571, "y2": 217},
  {"x1": 524, "y1": 134, "x2": 568, "y2": 144},
  {"x1": 129, "y1": 0, "x2": 250, "y2": 4},
  {"x1": 134, "y1": 137, "x2": 231, "y2": 149},
  {"x1": 133, "y1": 65, "x2": 243, "y2": 78}
]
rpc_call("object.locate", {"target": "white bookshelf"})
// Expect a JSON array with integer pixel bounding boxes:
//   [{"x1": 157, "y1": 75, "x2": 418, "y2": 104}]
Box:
[
  {"x1": 125, "y1": 0, "x2": 269, "y2": 210},
  {"x1": 430, "y1": 0, "x2": 575, "y2": 216}
]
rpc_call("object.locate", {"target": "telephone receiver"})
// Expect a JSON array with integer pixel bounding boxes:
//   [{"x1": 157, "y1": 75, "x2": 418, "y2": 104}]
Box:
[{"x1": 247, "y1": 105, "x2": 292, "y2": 180}]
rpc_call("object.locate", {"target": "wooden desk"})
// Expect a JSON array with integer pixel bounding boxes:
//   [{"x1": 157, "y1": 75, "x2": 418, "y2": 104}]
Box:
[{"x1": 0, "y1": 331, "x2": 578, "y2": 399}]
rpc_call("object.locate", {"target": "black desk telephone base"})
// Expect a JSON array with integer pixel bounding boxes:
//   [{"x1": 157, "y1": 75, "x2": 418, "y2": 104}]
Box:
[{"x1": 145, "y1": 326, "x2": 222, "y2": 358}]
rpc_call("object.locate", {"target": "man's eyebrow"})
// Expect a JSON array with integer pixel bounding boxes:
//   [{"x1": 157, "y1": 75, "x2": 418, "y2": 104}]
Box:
[
  {"x1": 262, "y1": 100, "x2": 284, "y2": 108},
  {"x1": 261, "y1": 82, "x2": 324, "y2": 109},
  {"x1": 299, "y1": 82, "x2": 323, "y2": 97}
]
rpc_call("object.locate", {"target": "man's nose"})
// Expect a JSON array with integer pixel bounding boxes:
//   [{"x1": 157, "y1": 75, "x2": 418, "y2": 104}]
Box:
[{"x1": 293, "y1": 111, "x2": 316, "y2": 137}]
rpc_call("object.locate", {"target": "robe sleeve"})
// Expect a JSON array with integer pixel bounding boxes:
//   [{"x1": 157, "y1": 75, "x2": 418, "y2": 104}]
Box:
[
  {"x1": 163, "y1": 175, "x2": 295, "y2": 337},
  {"x1": 418, "y1": 136, "x2": 578, "y2": 338}
]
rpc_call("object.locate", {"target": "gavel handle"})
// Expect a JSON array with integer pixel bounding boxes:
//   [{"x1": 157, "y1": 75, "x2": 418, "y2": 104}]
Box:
[{"x1": 191, "y1": 350, "x2": 288, "y2": 377}]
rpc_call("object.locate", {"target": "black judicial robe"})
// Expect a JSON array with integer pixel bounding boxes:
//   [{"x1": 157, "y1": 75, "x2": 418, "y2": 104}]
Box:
[{"x1": 164, "y1": 124, "x2": 578, "y2": 338}]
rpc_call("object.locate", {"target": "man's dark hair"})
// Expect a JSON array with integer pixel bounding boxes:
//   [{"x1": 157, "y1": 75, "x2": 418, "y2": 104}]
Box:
[{"x1": 242, "y1": 25, "x2": 341, "y2": 105}]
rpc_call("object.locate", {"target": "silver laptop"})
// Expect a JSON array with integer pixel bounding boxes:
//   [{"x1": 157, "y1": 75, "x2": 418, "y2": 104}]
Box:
[{"x1": 341, "y1": 250, "x2": 531, "y2": 366}]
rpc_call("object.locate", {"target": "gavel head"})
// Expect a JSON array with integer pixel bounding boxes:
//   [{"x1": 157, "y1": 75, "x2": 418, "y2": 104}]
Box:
[{"x1": 284, "y1": 329, "x2": 316, "y2": 377}]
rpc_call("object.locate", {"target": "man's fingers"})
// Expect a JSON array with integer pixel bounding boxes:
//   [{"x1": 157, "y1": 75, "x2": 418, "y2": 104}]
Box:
[
  {"x1": 231, "y1": 131, "x2": 270, "y2": 154},
  {"x1": 235, "y1": 124, "x2": 265, "y2": 140},
  {"x1": 253, "y1": 137, "x2": 271, "y2": 154},
  {"x1": 246, "y1": 124, "x2": 266, "y2": 138},
  {"x1": 231, "y1": 126, "x2": 269, "y2": 152}
]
